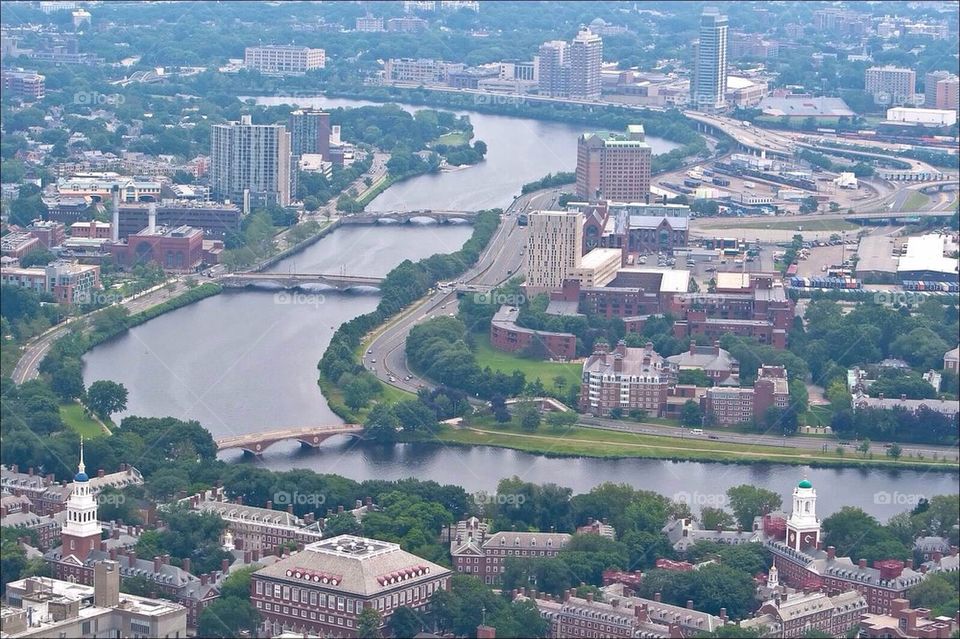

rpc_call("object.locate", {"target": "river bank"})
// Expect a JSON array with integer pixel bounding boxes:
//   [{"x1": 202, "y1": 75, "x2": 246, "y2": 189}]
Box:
[{"x1": 421, "y1": 422, "x2": 959, "y2": 472}]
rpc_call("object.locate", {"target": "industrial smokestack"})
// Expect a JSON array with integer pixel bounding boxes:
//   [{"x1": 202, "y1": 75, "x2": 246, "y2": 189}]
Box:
[
  {"x1": 111, "y1": 187, "x2": 120, "y2": 243},
  {"x1": 148, "y1": 202, "x2": 157, "y2": 235}
]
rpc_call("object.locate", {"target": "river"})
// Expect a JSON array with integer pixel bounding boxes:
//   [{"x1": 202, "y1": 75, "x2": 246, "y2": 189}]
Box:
[
  {"x1": 82, "y1": 97, "x2": 957, "y2": 520},
  {"x1": 248, "y1": 95, "x2": 680, "y2": 211}
]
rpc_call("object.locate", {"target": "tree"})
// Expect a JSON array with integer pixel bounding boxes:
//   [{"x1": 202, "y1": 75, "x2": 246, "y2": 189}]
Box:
[
  {"x1": 357, "y1": 607, "x2": 382, "y2": 638},
  {"x1": 324, "y1": 511, "x2": 363, "y2": 536},
  {"x1": 363, "y1": 404, "x2": 400, "y2": 443},
  {"x1": 517, "y1": 402, "x2": 541, "y2": 431},
  {"x1": 857, "y1": 438, "x2": 871, "y2": 457},
  {"x1": 50, "y1": 360, "x2": 85, "y2": 400},
  {"x1": 908, "y1": 573, "x2": 959, "y2": 618},
  {"x1": 681, "y1": 400, "x2": 702, "y2": 428},
  {"x1": 886, "y1": 443, "x2": 902, "y2": 460},
  {"x1": 19, "y1": 249, "x2": 55, "y2": 268},
  {"x1": 85, "y1": 380, "x2": 128, "y2": 419},
  {"x1": 389, "y1": 606, "x2": 426, "y2": 638},
  {"x1": 546, "y1": 410, "x2": 578, "y2": 431},
  {"x1": 196, "y1": 597, "x2": 259, "y2": 638},
  {"x1": 726, "y1": 485, "x2": 783, "y2": 530},
  {"x1": 700, "y1": 506, "x2": 735, "y2": 531}
]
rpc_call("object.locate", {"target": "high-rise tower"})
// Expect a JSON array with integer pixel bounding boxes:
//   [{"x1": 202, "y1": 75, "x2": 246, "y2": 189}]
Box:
[{"x1": 692, "y1": 7, "x2": 728, "y2": 111}]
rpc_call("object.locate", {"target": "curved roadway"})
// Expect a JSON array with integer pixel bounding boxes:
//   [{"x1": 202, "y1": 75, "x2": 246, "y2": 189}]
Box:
[{"x1": 365, "y1": 187, "x2": 563, "y2": 394}]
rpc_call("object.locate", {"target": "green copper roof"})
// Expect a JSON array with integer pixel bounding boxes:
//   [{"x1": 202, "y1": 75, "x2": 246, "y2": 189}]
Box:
[{"x1": 798, "y1": 479, "x2": 813, "y2": 489}]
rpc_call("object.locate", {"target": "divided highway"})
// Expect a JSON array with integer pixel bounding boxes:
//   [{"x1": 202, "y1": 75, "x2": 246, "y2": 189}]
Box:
[{"x1": 364, "y1": 187, "x2": 563, "y2": 394}]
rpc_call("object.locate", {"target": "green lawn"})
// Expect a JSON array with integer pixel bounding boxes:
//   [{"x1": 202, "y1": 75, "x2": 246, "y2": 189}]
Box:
[
  {"x1": 804, "y1": 405, "x2": 833, "y2": 428},
  {"x1": 473, "y1": 333, "x2": 582, "y2": 391},
  {"x1": 59, "y1": 403, "x2": 112, "y2": 438},
  {"x1": 433, "y1": 131, "x2": 469, "y2": 146},
  {"x1": 434, "y1": 421, "x2": 957, "y2": 469},
  {"x1": 901, "y1": 191, "x2": 930, "y2": 211}
]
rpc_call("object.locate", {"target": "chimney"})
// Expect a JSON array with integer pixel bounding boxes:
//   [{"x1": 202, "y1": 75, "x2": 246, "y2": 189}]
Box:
[
  {"x1": 827, "y1": 546, "x2": 836, "y2": 560},
  {"x1": 94, "y1": 561, "x2": 120, "y2": 609},
  {"x1": 933, "y1": 551, "x2": 943, "y2": 562},
  {"x1": 148, "y1": 202, "x2": 157, "y2": 234},
  {"x1": 687, "y1": 600, "x2": 694, "y2": 609},
  {"x1": 154, "y1": 556, "x2": 162, "y2": 573},
  {"x1": 201, "y1": 574, "x2": 208, "y2": 586},
  {"x1": 128, "y1": 550, "x2": 136, "y2": 562},
  {"x1": 266, "y1": 500, "x2": 272, "y2": 510},
  {"x1": 858, "y1": 558, "x2": 867, "y2": 569},
  {"x1": 109, "y1": 548, "x2": 117, "y2": 561},
  {"x1": 287, "y1": 505, "x2": 293, "y2": 514},
  {"x1": 476, "y1": 625, "x2": 497, "y2": 639},
  {"x1": 11, "y1": 464, "x2": 17, "y2": 473},
  {"x1": 878, "y1": 393, "x2": 884, "y2": 400},
  {"x1": 356, "y1": 499, "x2": 363, "y2": 509},
  {"x1": 99, "y1": 540, "x2": 107, "y2": 551},
  {"x1": 611, "y1": 598, "x2": 620, "y2": 608},
  {"x1": 221, "y1": 558, "x2": 230, "y2": 574},
  {"x1": 900, "y1": 394, "x2": 907, "y2": 401},
  {"x1": 28, "y1": 467, "x2": 33, "y2": 476},
  {"x1": 689, "y1": 341, "x2": 696, "y2": 355},
  {"x1": 111, "y1": 186, "x2": 120, "y2": 243},
  {"x1": 252, "y1": 549, "x2": 260, "y2": 562},
  {"x1": 304, "y1": 513, "x2": 315, "y2": 524},
  {"x1": 337, "y1": 505, "x2": 344, "y2": 513},
  {"x1": 244, "y1": 550, "x2": 251, "y2": 564},
  {"x1": 365, "y1": 496, "x2": 372, "y2": 506},
  {"x1": 163, "y1": 554, "x2": 170, "y2": 565},
  {"x1": 586, "y1": 593, "x2": 594, "y2": 603},
  {"x1": 654, "y1": 592, "x2": 662, "y2": 603},
  {"x1": 97, "y1": 469, "x2": 105, "y2": 478},
  {"x1": 720, "y1": 608, "x2": 727, "y2": 622},
  {"x1": 236, "y1": 495, "x2": 243, "y2": 505},
  {"x1": 182, "y1": 558, "x2": 191, "y2": 574}
]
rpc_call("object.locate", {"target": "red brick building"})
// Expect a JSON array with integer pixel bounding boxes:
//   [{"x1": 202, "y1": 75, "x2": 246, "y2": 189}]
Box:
[
  {"x1": 251, "y1": 535, "x2": 451, "y2": 638},
  {"x1": 110, "y1": 225, "x2": 205, "y2": 273},
  {"x1": 860, "y1": 598, "x2": 959, "y2": 638},
  {"x1": 449, "y1": 518, "x2": 571, "y2": 586},
  {"x1": 490, "y1": 305, "x2": 577, "y2": 359},
  {"x1": 580, "y1": 341, "x2": 676, "y2": 417}
]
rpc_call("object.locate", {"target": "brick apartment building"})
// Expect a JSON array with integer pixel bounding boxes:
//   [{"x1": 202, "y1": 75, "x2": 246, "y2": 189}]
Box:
[
  {"x1": 579, "y1": 340, "x2": 677, "y2": 417},
  {"x1": 489, "y1": 305, "x2": 577, "y2": 359},
  {"x1": 576, "y1": 126, "x2": 651, "y2": 202},
  {"x1": 860, "y1": 598, "x2": 958, "y2": 638},
  {"x1": 740, "y1": 590, "x2": 868, "y2": 638},
  {"x1": 251, "y1": 535, "x2": 451, "y2": 637},
  {"x1": 449, "y1": 518, "x2": 571, "y2": 586}
]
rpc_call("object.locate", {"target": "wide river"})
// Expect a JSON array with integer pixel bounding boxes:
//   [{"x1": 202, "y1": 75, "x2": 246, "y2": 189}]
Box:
[{"x1": 83, "y1": 97, "x2": 956, "y2": 519}]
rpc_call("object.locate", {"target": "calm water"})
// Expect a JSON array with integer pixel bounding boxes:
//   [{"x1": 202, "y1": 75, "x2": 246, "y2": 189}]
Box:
[
  {"x1": 249, "y1": 95, "x2": 680, "y2": 211},
  {"x1": 82, "y1": 100, "x2": 956, "y2": 519},
  {"x1": 82, "y1": 225, "x2": 473, "y2": 432}
]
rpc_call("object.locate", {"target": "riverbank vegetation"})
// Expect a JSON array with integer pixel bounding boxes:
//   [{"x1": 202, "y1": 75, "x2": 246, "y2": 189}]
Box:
[{"x1": 318, "y1": 209, "x2": 501, "y2": 421}]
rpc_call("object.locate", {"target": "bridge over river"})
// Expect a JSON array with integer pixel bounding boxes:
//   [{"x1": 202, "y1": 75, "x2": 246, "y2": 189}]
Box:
[
  {"x1": 338, "y1": 210, "x2": 476, "y2": 225},
  {"x1": 220, "y1": 273, "x2": 384, "y2": 290},
  {"x1": 215, "y1": 425, "x2": 363, "y2": 456}
]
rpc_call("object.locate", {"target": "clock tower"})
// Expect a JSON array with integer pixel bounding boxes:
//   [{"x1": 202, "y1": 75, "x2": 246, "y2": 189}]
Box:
[
  {"x1": 60, "y1": 439, "x2": 101, "y2": 563},
  {"x1": 785, "y1": 478, "x2": 820, "y2": 552}
]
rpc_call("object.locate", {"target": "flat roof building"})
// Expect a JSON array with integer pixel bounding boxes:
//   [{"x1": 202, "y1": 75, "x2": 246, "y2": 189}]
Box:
[
  {"x1": 576, "y1": 125, "x2": 652, "y2": 202},
  {"x1": 866, "y1": 66, "x2": 917, "y2": 106},
  {"x1": 525, "y1": 210, "x2": 584, "y2": 293},
  {"x1": 244, "y1": 45, "x2": 325, "y2": 74},
  {"x1": 211, "y1": 115, "x2": 291, "y2": 207}
]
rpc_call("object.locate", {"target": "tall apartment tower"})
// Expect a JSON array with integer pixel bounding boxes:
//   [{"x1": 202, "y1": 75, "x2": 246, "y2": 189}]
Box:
[
  {"x1": 925, "y1": 71, "x2": 959, "y2": 110},
  {"x1": 525, "y1": 210, "x2": 583, "y2": 292},
  {"x1": 691, "y1": 7, "x2": 729, "y2": 111},
  {"x1": 568, "y1": 27, "x2": 603, "y2": 100},
  {"x1": 537, "y1": 40, "x2": 568, "y2": 97},
  {"x1": 211, "y1": 114, "x2": 291, "y2": 207},
  {"x1": 60, "y1": 440, "x2": 101, "y2": 563},
  {"x1": 288, "y1": 109, "x2": 331, "y2": 159},
  {"x1": 575, "y1": 125, "x2": 651, "y2": 202},
  {"x1": 865, "y1": 66, "x2": 916, "y2": 106}
]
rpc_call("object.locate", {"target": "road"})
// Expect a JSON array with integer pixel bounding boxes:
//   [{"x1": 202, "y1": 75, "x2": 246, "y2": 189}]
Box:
[
  {"x1": 10, "y1": 279, "x2": 191, "y2": 385},
  {"x1": 365, "y1": 187, "x2": 563, "y2": 393}
]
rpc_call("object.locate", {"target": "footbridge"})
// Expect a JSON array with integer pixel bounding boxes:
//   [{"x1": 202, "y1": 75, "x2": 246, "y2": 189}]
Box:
[
  {"x1": 216, "y1": 425, "x2": 364, "y2": 455},
  {"x1": 220, "y1": 273, "x2": 384, "y2": 290},
  {"x1": 339, "y1": 210, "x2": 476, "y2": 225}
]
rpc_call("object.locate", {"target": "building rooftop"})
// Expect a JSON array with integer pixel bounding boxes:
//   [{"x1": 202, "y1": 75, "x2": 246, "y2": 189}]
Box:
[
  {"x1": 759, "y1": 95, "x2": 854, "y2": 117},
  {"x1": 253, "y1": 535, "x2": 450, "y2": 597}
]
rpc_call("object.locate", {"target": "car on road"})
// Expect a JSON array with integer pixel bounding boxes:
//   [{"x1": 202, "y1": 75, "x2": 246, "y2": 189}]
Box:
[
  {"x1": 370, "y1": 358, "x2": 376, "y2": 363},
  {"x1": 367, "y1": 349, "x2": 372, "y2": 354},
  {"x1": 708, "y1": 435, "x2": 719, "y2": 440},
  {"x1": 404, "y1": 375, "x2": 412, "y2": 381},
  {"x1": 389, "y1": 376, "x2": 396, "y2": 382}
]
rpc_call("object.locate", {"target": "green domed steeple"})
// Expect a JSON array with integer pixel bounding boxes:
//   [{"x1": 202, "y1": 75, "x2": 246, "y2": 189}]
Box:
[{"x1": 798, "y1": 479, "x2": 813, "y2": 489}]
